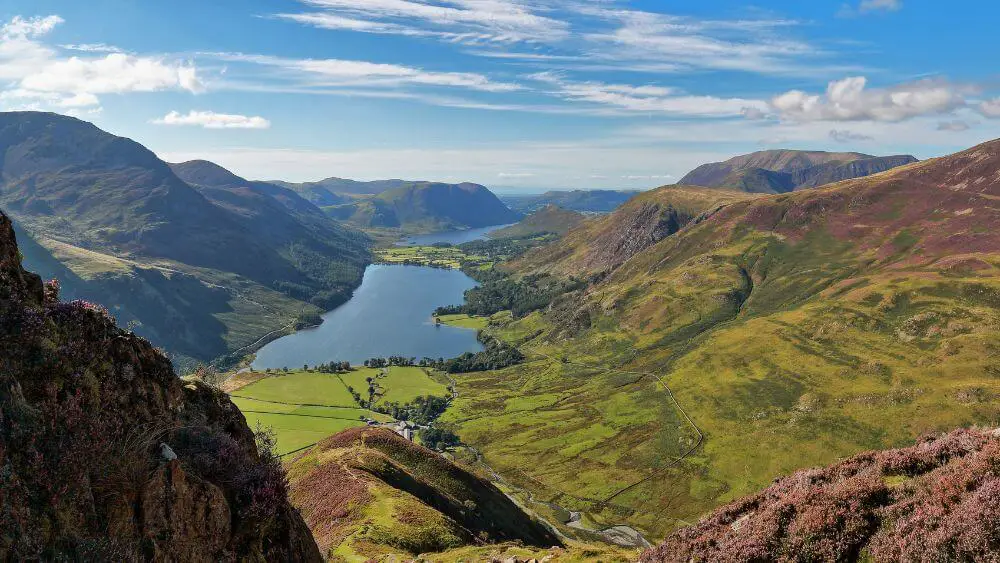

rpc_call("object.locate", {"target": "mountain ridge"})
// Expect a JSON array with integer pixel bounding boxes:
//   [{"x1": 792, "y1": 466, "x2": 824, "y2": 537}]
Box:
[
  {"x1": 680, "y1": 149, "x2": 918, "y2": 194},
  {"x1": 0, "y1": 112, "x2": 370, "y2": 365}
]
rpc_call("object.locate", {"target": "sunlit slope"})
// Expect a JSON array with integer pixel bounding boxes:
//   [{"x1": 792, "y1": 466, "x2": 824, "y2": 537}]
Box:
[
  {"x1": 286, "y1": 427, "x2": 561, "y2": 560},
  {"x1": 510, "y1": 185, "x2": 759, "y2": 277},
  {"x1": 443, "y1": 139, "x2": 1000, "y2": 540}
]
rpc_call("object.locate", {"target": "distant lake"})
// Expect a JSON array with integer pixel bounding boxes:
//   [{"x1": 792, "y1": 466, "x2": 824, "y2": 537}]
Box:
[
  {"x1": 400, "y1": 223, "x2": 514, "y2": 246},
  {"x1": 252, "y1": 264, "x2": 482, "y2": 369}
]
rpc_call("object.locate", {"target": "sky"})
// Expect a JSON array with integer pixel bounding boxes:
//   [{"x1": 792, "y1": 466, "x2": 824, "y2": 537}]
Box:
[{"x1": 1, "y1": 0, "x2": 999, "y2": 192}]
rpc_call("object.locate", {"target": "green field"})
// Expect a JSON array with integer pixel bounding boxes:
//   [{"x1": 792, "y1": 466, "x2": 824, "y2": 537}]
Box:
[
  {"x1": 232, "y1": 367, "x2": 450, "y2": 455},
  {"x1": 375, "y1": 366, "x2": 450, "y2": 405},
  {"x1": 375, "y1": 246, "x2": 475, "y2": 269},
  {"x1": 435, "y1": 313, "x2": 490, "y2": 330},
  {"x1": 232, "y1": 371, "x2": 375, "y2": 455}
]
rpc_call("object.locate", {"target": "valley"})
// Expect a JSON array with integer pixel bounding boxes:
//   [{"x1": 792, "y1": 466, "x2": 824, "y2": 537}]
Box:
[{"x1": 5, "y1": 2, "x2": 998, "y2": 561}]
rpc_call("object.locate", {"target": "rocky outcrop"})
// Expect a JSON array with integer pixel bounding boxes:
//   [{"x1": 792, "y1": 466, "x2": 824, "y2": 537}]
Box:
[{"x1": 0, "y1": 211, "x2": 321, "y2": 561}]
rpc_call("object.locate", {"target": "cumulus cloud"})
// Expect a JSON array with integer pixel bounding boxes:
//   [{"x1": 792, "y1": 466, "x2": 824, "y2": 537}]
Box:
[
  {"x1": 152, "y1": 110, "x2": 271, "y2": 129},
  {"x1": 980, "y1": 98, "x2": 1000, "y2": 118},
  {"x1": 771, "y1": 76, "x2": 966, "y2": 122},
  {"x1": 21, "y1": 54, "x2": 203, "y2": 97},
  {"x1": 0, "y1": 15, "x2": 203, "y2": 112},
  {"x1": 741, "y1": 107, "x2": 768, "y2": 120},
  {"x1": 829, "y1": 129, "x2": 873, "y2": 143}
]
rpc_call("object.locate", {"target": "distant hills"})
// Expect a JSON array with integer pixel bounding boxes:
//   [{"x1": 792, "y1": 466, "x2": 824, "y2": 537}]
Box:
[
  {"x1": 490, "y1": 204, "x2": 586, "y2": 239},
  {"x1": 323, "y1": 181, "x2": 522, "y2": 232},
  {"x1": 502, "y1": 189, "x2": 639, "y2": 214},
  {"x1": 273, "y1": 176, "x2": 521, "y2": 232},
  {"x1": 679, "y1": 149, "x2": 918, "y2": 193},
  {"x1": 0, "y1": 112, "x2": 370, "y2": 366}
]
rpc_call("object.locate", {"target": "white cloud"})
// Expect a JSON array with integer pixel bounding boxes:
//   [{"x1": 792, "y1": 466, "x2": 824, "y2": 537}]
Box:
[
  {"x1": 21, "y1": 53, "x2": 204, "y2": 96},
  {"x1": 772, "y1": 76, "x2": 966, "y2": 122},
  {"x1": 829, "y1": 129, "x2": 874, "y2": 142},
  {"x1": 152, "y1": 110, "x2": 271, "y2": 129},
  {"x1": 0, "y1": 15, "x2": 203, "y2": 112},
  {"x1": 576, "y1": 7, "x2": 837, "y2": 76},
  {"x1": 498, "y1": 172, "x2": 535, "y2": 178},
  {"x1": 213, "y1": 52, "x2": 521, "y2": 93},
  {"x1": 530, "y1": 72, "x2": 765, "y2": 117},
  {"x1": 278, "y1": 0, "x2": 570, "y2": 43},
  {"x1": 860, "y1": 0, "x2": 903, "y2": 12},
  {"x1": 980, "y1": 98, "x2": 1000, "y2": 118},
  {"x1": 60, "y1": 43, "x2": 123, "y2": 53},
  {"x1": 0, "y1": 15, "x2": 63, "y2": 80}
]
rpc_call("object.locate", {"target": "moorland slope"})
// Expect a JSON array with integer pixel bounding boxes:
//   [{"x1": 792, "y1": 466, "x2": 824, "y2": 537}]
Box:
[
  {"x1": 286, "y1": 427, "x2": 560, "y2": 560},
  {"x1": 442, "y1": 138, "x2": 1000, "y2": 540}
]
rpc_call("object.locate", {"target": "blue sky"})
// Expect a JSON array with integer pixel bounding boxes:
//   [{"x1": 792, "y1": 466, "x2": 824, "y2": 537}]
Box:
[{"x1": 1, "y1": 0, "x2": 998, "y2": 191}]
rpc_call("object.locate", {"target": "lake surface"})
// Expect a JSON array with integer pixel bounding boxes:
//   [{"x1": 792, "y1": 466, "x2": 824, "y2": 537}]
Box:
[
  {"x1": 400, "y1": 223, "x2": 514, "y2": 246},
  {"x1": 253, "y1": 264, "x2": 482, "y2": 369}
]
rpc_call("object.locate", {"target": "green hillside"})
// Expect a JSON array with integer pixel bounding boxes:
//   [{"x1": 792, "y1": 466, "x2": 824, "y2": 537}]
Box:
[
  {"x1": 0, "y1": 112, "x2": 370, "y2": 367},
  {"x1": 490, "y1": 205, "x2": 587, "y2": 239},
  {"x1": 440, "y1": 139, "x2": 1000, "y2": 540},
  {"x1": 286, "y1": 427, "x2": 563, "y2": 560},
  {"x1": 325, "y1": 181, "x2": 521, "y2": 232},
  {"x1": 502, "y1": 190, "x2": 640, "y2": 214}
]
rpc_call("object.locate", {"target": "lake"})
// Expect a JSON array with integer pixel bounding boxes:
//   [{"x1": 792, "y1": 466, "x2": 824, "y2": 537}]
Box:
[
  {"x1": 400, "y1": 223, "x2": 514, "y2": 246},
  {"x1": 252, "y1": 264, "x2": 483, "y2": 369}
]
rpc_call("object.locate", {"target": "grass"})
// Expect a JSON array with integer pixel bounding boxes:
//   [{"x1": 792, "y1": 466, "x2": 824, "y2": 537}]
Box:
[
  {"x1": 232, "y1": 370, "x2": 374, "y2": 455},
  {"x1": 375, "y1": 366, "x2": 450, "y2": 405},
  {"x1": 438, "y1": 180, "x2": 1000, "y2": 542},
  {"x1": 233, "y1": 371, "x2": 359, "y2": 407},
  {"x1": 436, "y1": 313, "x2": 490, "y2": 330},
  {"x1": 374, "y1": 246, "x2": 483, "y2": 269},
  {"x1": 231, "y1": 367, "x2": 450, "y2": 455}
]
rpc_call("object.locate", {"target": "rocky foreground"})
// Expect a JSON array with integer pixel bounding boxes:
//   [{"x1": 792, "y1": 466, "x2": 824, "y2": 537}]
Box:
[
  {"x1": 642, "y1": 428, "x2": 1000, "y2": 562},
  {"x1": 0, "y1": 210, "x2": 320, "y2": 561}
]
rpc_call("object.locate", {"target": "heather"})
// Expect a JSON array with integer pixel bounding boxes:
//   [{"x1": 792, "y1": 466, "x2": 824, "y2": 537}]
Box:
[
  {"x1": 0, "y1": 212, "x2": 320, "y2": 561},
  {"x1": 642, "y1": 428, "x2": 1000, "y2": 562}
]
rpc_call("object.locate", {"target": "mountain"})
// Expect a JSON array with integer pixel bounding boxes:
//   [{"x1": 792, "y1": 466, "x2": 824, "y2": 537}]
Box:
[
  {"x1": 502, "y1": 190, "x2": 640, "y2": 214},
  {"x1": 511, "y1": 185, "x2": 759, "y2": 276},
  {"x1": 326, "y1": 181, "x2": 522, "y2": 231},
  {"x1": 0, "y1": 212, "x2": 321, "y2": 560},
  {"x1": 287, "y1": 427, "x2": 560, "y2": 560},
  {"x1": 490, "y1": 205, "x2": 587, "y2": 239},
  {"x1": 679, "y1": 149, "x2": 918, "y2": 193},
  {"x1": 273, "y1": 177, "x2": 410, "y2": 201},
  {"x1": 441, "y1": 138, "x2": 1000, "y2": 540},
  {"x1": 643, "y1": 428, "x2": 1000, "y2": 562},
  {"x1": 0, "y1": 112, "x2": 370, "y2": 366}
]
